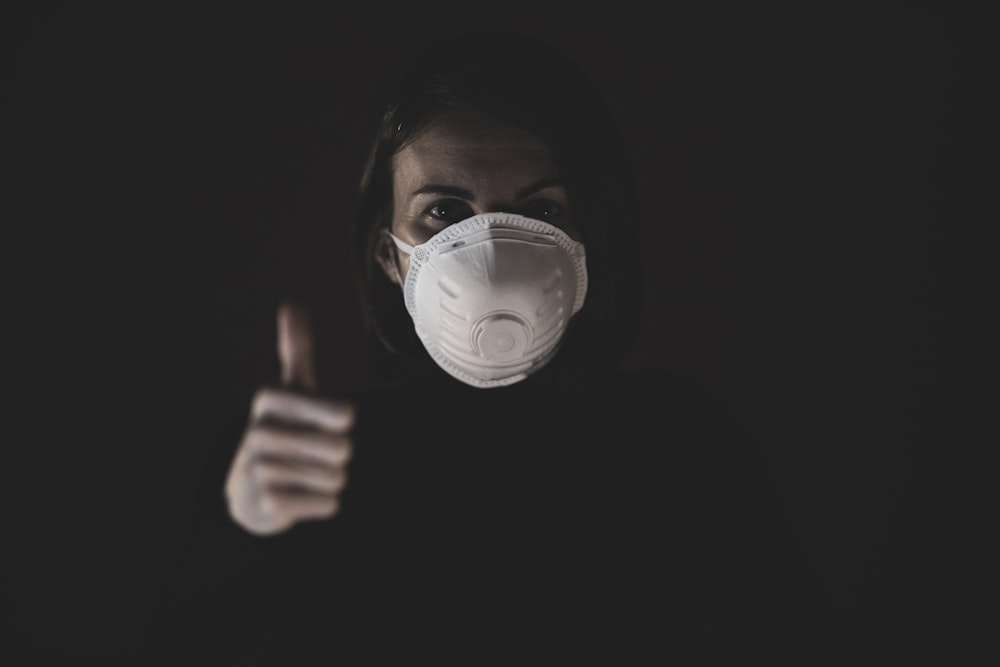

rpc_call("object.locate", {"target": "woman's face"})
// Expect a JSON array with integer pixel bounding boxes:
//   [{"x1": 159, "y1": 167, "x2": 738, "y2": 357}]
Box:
[{"x1": 378, "y1": 107, "x2": 580, "y2": 285}]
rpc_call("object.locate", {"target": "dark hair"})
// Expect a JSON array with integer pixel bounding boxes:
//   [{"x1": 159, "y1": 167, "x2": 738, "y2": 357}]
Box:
[{"x1": 350, "y1": 31, "x2": 644, "y2": 382}]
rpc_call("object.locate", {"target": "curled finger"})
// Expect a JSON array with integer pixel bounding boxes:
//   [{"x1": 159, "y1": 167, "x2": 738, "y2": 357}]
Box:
[
  {"x1": 251, "y1": 387, "x2": 356, "y2": 433},
  {"x1": 249, "y1": 425, "x2": 353, "y2": 468},
  {"x1": 252, "y1": 457, "x2": 349, "y2": 496},
  {"x1": 260, "y1": 488, "x2": 341, "y2": 524}
]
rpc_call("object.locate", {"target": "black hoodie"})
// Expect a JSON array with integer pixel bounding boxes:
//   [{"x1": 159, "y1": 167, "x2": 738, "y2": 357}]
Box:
[{"x1": 144, "y1": 359, "x2": 839, "y2": 665}]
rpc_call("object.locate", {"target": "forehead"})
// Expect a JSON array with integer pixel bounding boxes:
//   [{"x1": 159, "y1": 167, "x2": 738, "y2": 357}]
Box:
[{"x1": 392, "y1": 110, "x2": 558, "y2": 185}]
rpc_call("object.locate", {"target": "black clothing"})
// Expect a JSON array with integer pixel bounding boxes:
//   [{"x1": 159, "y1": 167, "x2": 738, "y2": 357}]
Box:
[{"x1": 146, "y1": 368, "x2": 838, "y2": 664}]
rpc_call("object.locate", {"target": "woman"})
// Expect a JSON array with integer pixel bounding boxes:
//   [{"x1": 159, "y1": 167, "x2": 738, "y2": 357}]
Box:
[{"x1": 149, "y1": 31, "x2": 837, "y2": 664}]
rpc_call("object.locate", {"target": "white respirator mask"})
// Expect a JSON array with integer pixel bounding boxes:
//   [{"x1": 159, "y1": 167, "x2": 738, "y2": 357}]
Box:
[{"x1": 386, "y1": 212, "x2": 588, "y2": 388}]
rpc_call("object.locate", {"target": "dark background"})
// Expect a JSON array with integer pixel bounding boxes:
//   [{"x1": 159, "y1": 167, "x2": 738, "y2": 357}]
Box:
[{"x1": 6, "y1": 2, "x2": 964, "y2": 662}]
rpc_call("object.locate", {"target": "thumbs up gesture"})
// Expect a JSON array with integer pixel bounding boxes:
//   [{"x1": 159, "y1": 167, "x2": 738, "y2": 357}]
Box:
[{"x1": 225, "y1": 302, "x2": 356, "y2": 536}]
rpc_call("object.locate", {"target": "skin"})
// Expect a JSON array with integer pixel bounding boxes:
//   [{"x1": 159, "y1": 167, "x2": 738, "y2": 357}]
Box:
[
  {"x1": 226, "y1": 107, "x2": 573, "y2": 535},
  {"x1": 225, "y1": 302, "x2": 355, "y2": 536},
  {"x1": 377, "y1": 107, "x2": 581, "y2": 282}
]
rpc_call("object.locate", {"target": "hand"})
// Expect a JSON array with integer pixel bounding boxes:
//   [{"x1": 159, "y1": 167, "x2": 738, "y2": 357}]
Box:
[{"x1": 225, "y1": 302, "x2": 356, "y2": 536}]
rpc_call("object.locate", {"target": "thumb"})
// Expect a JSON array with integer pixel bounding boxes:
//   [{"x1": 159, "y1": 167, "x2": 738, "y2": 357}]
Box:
[{"x1": 277, "y1": 300, "x2": 318, "y2": 392}]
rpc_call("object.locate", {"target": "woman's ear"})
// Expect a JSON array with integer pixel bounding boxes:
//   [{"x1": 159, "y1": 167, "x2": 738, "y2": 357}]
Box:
[{"x1": 375, "y1": 230, "x2": 403, "y2": 286}]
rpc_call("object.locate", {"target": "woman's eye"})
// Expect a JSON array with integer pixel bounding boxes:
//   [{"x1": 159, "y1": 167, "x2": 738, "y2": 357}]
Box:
[
  {"x1": 428, "y1": 200, "x2": 473, "y2": 225},
  {"x1": 520, "y1": 200, "x2": 563, "y2": 222}
]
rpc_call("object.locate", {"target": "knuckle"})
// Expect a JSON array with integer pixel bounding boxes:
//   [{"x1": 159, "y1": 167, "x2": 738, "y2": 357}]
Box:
[
  {"x1": 326, "y1": 432, "x2": 350, "y2": 451},
  {"x1": 327, "y1": 472, "x2": 346, "y2": 494},
  {"x1": 251, "y1": 387, "x2": 272, "y2": 414},
  {"x1": 343, "y1": 402, "x2": 358, "y2": 427}
]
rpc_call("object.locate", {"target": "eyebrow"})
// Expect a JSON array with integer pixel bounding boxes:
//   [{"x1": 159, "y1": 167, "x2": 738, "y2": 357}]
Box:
[
  {"x1": 410, "y1": 177, "x2": 566, "y2": 201},
  {"x1": 516, "y1": 177, "x2": 565, "y2": 200}
]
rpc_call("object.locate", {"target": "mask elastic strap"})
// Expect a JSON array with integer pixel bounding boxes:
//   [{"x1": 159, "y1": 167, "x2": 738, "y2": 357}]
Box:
[
  {"x1": 384, "y1": 230, "x2": 411, "y2": 286},
  {"x1": 385, "y1": 231, "x2": 414, "y2": 255}
]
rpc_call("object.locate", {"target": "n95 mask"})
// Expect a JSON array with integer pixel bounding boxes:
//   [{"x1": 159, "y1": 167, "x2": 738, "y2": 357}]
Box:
[{"x1": 387, "y1": 212, "x2": 588, "y2": 389}]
